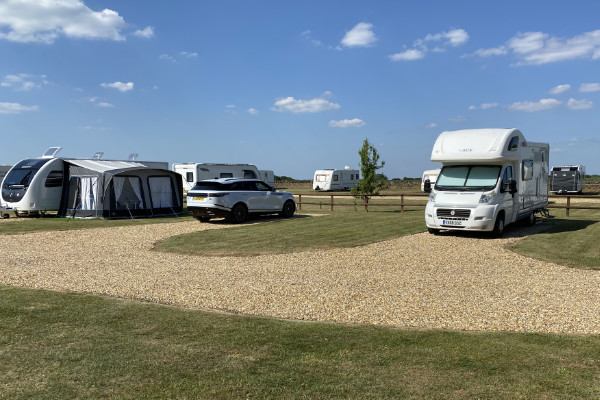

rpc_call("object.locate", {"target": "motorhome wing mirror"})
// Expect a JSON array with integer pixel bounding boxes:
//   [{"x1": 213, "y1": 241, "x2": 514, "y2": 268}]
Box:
[
  {"x1": 509, "y1": 180, "x2": 517, "y2": 194},
  {"x1": 423, "y1": 179, "x2": 432, "y2": 193}
]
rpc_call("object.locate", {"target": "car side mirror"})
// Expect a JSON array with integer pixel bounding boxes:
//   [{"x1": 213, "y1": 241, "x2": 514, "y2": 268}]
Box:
[{"x1": 424, "y1": 179, "x2": 431, "y2": 193}]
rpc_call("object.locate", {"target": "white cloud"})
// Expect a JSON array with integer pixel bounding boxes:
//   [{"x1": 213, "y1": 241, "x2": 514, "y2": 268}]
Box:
[
  {"x1": 1, "y1": 73, "x2": 48, "y2": 91},
  {"x1": 272, "y1": 96, "x2": 340, "y2": 113},
  {"x1": 97, "y1": 101, "x2": 114, "y2": 108},
  {"x1": 248, "y1": 108, "x2": 259, "y2": 115},
  {"x1": 0, "y1": 102, "x2": 39, "y2": 114},
  {"x1": 0, "y1": 0, "x2": 126, "y2": 44},
  {"x1": 159, "y1": 54, "x2": 175, "y2": 62},
  {"x1": 549, "y1": 84, "x2": 571, "y2": 94},
  {"x1": 341, "y1": 22, "x2": 377, "y2": 47},
  {"x1": 388, "y1": 49, "x2": 425, "y2": 61},
  {"x1": 133, "y1": 26, "x2": 154, "y2": 38},
  {"x1": 329, "y1": 118, "x2": 365, "y2": 128},
  {"x1": 180, "y1": 51, "x2": 198, "y2": 58},
  {"x1": 424, "y1": 29, "x2": 469, "y2": 47},
  {"x1": 425, "y1": 123, "x2": 437, "y2": 129},
  {"x1": 506, "y1": 98, "x2": 561, "y2": 112},
  {"x1": 389, "y1": 28, "x2": 468, "y2": 62},
  {"x1": 580, "y1": 83, "x2": 600, "y2": 92},
  {"x1": 448, "y1": 115, "x2": 467, "y2": 122},
  {"x1": 468, "y1": 102, "x2": 499, "y2": 110},
  {"x1": 101, "y1": 81, "x2": 134, "y2": 92},
  {"x1": 465, "y1": 46, "x2": 508, "y2": 58},
  {"x1": 566, "y1": 98, "x2": 594, "y2": 110},
  {"x1": 509, "y1": 30, "x2": 600, "y2": 65}
]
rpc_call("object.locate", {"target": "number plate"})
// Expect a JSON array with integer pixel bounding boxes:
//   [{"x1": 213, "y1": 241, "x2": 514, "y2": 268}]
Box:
[
  {"x1": 442, "y1": 219, "x2": 462, "y2": 226},
  {"x1": 193, "y1": 197, "x2": 204, "y2": 201}
]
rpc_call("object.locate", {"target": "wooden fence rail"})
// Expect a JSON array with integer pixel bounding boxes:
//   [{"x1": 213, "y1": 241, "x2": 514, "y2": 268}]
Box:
[{"x1": 294, "y1": 193, "x2": 600, "y2": 216}]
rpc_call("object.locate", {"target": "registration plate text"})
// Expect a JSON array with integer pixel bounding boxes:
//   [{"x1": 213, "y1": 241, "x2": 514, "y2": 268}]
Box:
[{"x1": 442, "y1": 219, "x2": 462, "y2": 226}]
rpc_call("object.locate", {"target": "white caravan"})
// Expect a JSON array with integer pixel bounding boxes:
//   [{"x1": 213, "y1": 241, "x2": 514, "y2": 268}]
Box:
[
  {"x1": 550, "y1": 165, "x2": 585, "y2": 194},
  {"x1": 424, "y1": 129, "x2": 549, "y2": 237},
  {"x1": 1, "y1": 148, "x2": 168, "y2": 216},
  {"x1": 259, "y1": 170, "x2": 275, "y2": 187},
  {"x1": 172, "y1": 163, "x2": 260, "y2": 192},
  {"x1": 421, "y1": 168, "x2": 441, "y2": 192},
  {"x1": 313, "y1": 167, "x2": 360, "y2": 191}
]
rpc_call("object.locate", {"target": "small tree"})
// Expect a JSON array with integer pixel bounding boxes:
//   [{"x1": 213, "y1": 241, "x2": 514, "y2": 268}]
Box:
[{"x1": 352, "y1": 138, "x2": 387, "y2": 198}]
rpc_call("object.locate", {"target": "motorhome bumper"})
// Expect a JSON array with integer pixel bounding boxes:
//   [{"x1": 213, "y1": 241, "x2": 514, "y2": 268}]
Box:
[{"x1": 425, "y1": 204, "x2": 498, "y2": 232}]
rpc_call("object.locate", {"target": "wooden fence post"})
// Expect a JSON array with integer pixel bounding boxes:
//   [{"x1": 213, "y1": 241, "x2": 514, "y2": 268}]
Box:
[
  {"x1": 364, "y1": 196, "x2": 368, "y2": 212},
  {"x1": 298, "y1": 194, "x2": 302, "y2": 211},
  {"x1": 566, "y1": 196, "x2": 570, "y2": 217},
  {"x1": 330, "y1": 195, "x2": 334, "y2": 212},
  {"x1": 401, "y1": 194, "x2": 405, "y2": 214}
]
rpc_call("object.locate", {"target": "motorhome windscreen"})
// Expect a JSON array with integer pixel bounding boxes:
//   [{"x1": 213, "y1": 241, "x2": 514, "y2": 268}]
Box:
[
  {"x1": 2, "y1": 159, "x2": 51, "y2": 187},
  {"x1": 436, "y1": 165, "x2": 501, "y2": 191}
]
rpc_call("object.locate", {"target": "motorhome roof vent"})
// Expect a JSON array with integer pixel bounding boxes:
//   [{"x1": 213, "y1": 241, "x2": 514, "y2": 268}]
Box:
[
  {"x1": 42, "y1": 147, "x2": 62, "y2": 158},
  {"x1": 92, "y1": 152, "x2": 104, "y2": 160},
  {"x1": 128, "y1": 153, "x2": 139, "y2": 161}
]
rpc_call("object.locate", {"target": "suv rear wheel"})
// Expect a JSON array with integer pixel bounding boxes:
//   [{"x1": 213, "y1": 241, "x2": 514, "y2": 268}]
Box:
[{"x1": 228, "y1": 203, "x2": 248, "y2": 223}]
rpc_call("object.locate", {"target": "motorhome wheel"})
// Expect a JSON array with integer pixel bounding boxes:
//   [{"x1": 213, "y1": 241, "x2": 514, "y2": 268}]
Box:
[{"x1": 491, "y1": 214, "x2": 504, "y2": 238}]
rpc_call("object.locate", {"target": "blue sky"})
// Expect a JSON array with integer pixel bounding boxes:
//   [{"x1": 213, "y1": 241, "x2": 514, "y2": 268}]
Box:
[{"x1": 1, "y1": 0, "x2": 599, "y2": 179}]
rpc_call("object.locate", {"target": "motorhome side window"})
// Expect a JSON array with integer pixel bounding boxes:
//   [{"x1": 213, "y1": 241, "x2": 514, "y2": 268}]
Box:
[
  {"x1": 186, "y1": 172, "x2": 193, "y2": 182},
  {"x1": 522, "y1": 160, "x2": 534, "y2": 181},
  {"x1": 507, "y1": 136, "x2": 519, "y2": 151},
  {"x1": 44, "y1": 171, "x2": 63, "y2": 188}
]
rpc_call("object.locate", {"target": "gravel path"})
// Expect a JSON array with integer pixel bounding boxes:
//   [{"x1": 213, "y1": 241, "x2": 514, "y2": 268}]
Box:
[{"x1": 1, "y1": 218, "x2": 599, "y2": 335}]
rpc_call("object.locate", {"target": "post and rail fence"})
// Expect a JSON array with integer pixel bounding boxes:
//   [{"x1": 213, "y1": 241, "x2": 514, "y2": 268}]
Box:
[{"x1": 293, "y1": 192, "x2": 600, "y2": 217}]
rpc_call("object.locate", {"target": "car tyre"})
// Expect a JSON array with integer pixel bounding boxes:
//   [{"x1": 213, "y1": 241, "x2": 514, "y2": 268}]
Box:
[
  {"x1": 490, "y1": 214, "x2": 505, "y2": 238},
  {"x1": 228, "y1": 203, "x2": 248, "y2": 224},
  {"x1": 280, "y1": 200, "x2": 295, "y2": 218}
]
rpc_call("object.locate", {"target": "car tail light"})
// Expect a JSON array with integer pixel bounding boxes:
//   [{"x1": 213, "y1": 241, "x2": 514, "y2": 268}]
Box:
[{"x1": 207, "y1": 192, "x2": 228, "y2": 197}]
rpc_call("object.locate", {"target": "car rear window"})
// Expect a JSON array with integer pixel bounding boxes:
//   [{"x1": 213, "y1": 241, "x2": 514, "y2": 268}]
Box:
[{"x1": 191, "y1": 182, "x2": 228, "y2": 191}]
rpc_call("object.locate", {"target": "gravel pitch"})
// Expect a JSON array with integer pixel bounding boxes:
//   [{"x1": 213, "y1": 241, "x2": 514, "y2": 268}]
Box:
[{"x1": 1, "y1": 218, "x2": 599, "y2": 335}]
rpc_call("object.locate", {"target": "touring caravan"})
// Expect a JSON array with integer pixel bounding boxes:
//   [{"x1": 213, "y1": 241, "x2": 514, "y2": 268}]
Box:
[
  {"x1": 424, "y1": 129, "x2": 549, "y2": 237},
  {"x1": 259, "y1": 170, "x2": 275, "y2": 187},
  {"x1": 550, "y1": 165, "x2": 585, "y2": 194},
  {"x1": 1, "y1": 148, "x2": 171, "y2": 216},
  {"x1": 172, "y1": 163, "x2": 260, "y2": 193},
  {"x1": 313, "y1": 167, "x2": 360, "y2": 191},
  {"x1": 421, "y1": 168, "x2": 441, "y2": 192}
]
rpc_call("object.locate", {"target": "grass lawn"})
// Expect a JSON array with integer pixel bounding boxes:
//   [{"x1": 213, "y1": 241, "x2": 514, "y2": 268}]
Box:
[{"x1": 2, "y1": 285, "x2": 600, "y2": 399}]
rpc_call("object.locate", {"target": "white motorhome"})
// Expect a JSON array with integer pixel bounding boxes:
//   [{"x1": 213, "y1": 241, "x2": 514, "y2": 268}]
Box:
[
  {"x1": 313, "y1": 167, "x2": 360, "y2": 191},
  {"x1": 550, "y1": 165, "x2": 585, "y2": 194},
  {"x1": 421, "y1": 168, "x2": 441, "y2": 192},
  {"x1": 172, "y1": 163, "x2": 260, "y2": 193},
  {"x1": 424, "y1": 129, "x2": 549, "y2": 237},
  {"x1": 1, "y1": 148, "x2": 169, "y2": 216},
  {"x1": 259, "y1": 170, "x2": 275, "y2": 187}
]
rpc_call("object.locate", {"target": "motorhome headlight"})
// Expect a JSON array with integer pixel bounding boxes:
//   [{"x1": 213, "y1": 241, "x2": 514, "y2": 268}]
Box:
[
  {"x1": 479, "y1": 191, "x2": 496, "y2": 204},
  {"x1": 428, "y1": 192, "x2": 436, "y2": 203}
]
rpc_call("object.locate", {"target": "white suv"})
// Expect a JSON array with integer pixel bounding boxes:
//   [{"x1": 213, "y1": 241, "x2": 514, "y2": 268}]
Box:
[{"x1": 186, "y1": 178, "x2": 296, "y2": 223}]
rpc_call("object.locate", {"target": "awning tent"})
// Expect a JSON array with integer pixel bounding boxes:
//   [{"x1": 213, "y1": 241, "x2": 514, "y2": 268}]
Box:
[{"x1": 58, "y1": 159, "x2": 183, "y2": 219}]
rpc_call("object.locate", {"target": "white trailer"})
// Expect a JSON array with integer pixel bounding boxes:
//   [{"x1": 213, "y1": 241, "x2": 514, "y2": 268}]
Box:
[
  {"x1": 259, "y1": 170, "x2": 275, "y2": 187},
  {"x1": 421, "y1": 168, "x2": 441, "y2": 192},
  {"x1": 173, "y1": 163, "x2": 260, "y2": 193},
  {"x1": 550, "y1": 165, "x2": 585, "y2": 194},
  {"x1": 312, "y1": 167, "x2": 360, "y2": 191},
  {"x1": 424, "y1": 129, "x2": 549, "y2": 237}
]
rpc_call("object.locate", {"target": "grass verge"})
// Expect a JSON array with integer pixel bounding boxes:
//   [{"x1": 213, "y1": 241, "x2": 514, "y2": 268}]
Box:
[
  {"x1": 156, "y1": 209, "x2": 426, "y2": 256},
  {"x1": 1, "y1": 284, "x2": 599, "y2": 399}
]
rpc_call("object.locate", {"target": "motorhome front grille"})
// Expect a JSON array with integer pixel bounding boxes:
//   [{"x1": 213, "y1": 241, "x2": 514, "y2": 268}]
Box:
[{"x1": 436, "y1": 208, "x2": 470, "y2": 220}]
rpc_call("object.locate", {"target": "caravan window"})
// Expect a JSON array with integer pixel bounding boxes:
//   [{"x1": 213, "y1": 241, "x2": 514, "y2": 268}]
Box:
[
  {"x1": 507, "y1": 136, "x2": 519, "y2": 151},
  {"x1": 185, "y1": 172, "x2": 194, "y2": 182},
  {"x1": 149, "y1": 176, "x2": 176, "y2": 208},
  {"x1": 45, "y1": 170, "x2": 63, "y2": 187},
  {"x1": 220, "y1": 173, "x2": 233, "y2": 178},
  {"x1": 315, "y1": 174, "x2": 328, "y2": 182},
  {"x1": 333, "y1": 175, "x2": 339, "y2": 181},
  {"x1": 243, "y1": 169, "x2": 257, "y2": 179},
  {"x1": 3, "y1": 158, "x2": 51, "y2": 188}
]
